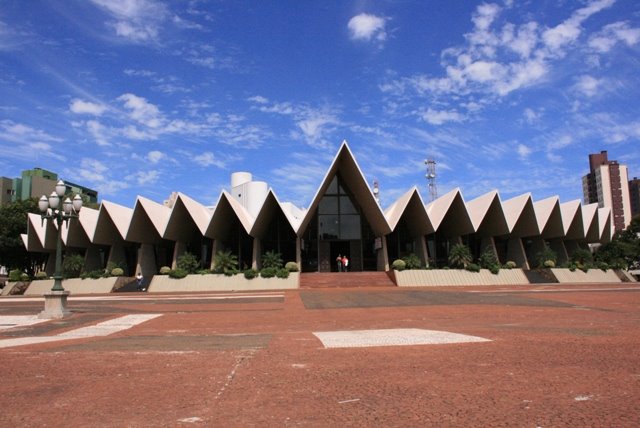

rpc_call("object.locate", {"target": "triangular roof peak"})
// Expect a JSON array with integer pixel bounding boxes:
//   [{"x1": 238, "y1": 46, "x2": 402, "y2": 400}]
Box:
[
  {"x1": 466, "y1": 190, "x2": 499, "y2": 231},
  {"x1": 297, "y1": 141, "x2": 390, "y2": 236},
  {"x1": 136, "y1": 196, "x2": 171, "y2": 236},
  {"x1": 533, "y1": 196, "x2": 563, "y2": 238},
  {"x1": 385, "y1": 186, "x2": 432, "y2": 234},
  {"x1": 175, "y1": 192, "x2": 213, "y2": 236},
  {"x1": 560, "y1": 200, "x2": 581, "y2": 236},
  {"x1": 101, "y1": 200, "x2": 133, "y2": 240},
  {"x1": 502, "y1": 192, "x2": 533, "y2": 232},
  {"x1": 582, "y1": 203, "x2": 599, "y2": 241},
  {"x1": 425, "y1": 187, "x2": 461, "y2": 231},
  {"x1": 597, "y1": 207, "x2": 613, "y2": 242},
  {"x1": 250, "y1": 189, "x2": 301, "y2": 236}
]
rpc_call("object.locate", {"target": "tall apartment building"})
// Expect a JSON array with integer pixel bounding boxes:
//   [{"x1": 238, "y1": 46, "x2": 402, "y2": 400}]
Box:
[
  {"x1": 582, "y1": 151, "x2": 632, "y2": 232},
  {"x1": 629, "y1": 177, "x2": 640, "y2": 218},
  {"x1": 0, "y1": 168, "x2": 98, "y2": 206}
]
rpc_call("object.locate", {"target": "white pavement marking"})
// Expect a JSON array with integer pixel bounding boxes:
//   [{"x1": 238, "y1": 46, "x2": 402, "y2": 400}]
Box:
[
  {"x1": 0, "y1": 313, "x2": 162, "y2": 349},
  {"x1": 313, "y1": 328, "x2": 491, "y2": 349},
  {"x1": 0, "y1": 315, "x2": 49, "y2": 331},
  {"x1": 467, "y1": 287, "x2": 640, "y2": 293},
  {"x1": 0, "y1": 292, "x2": 284, "y2": 304}
]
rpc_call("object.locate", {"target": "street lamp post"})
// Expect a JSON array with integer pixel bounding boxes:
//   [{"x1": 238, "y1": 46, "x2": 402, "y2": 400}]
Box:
[{"x1": 37, "y1": 180, "x2": 83, "y2": 319}]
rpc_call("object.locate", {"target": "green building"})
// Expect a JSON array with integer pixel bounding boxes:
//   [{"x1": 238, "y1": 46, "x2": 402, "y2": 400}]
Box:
[{"x1": 0, "y1": 168, "x2": 98, "y2": 205}]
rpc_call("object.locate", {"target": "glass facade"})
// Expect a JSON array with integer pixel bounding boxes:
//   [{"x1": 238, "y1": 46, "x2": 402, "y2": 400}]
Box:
[{"x1": 318, "y1": 176, "x2": 361, "y2": 241}]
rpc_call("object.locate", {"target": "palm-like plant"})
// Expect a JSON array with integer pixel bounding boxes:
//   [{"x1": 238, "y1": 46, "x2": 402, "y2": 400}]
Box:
[
  {"x1": 213, "y1": 250, "x2": 238, "y2": 274},
  {"x1": 448, "y1": 243, "x2": 473, "y2": 268},
  {"x1": 261, "y1": 250, "x2": 283, "y2": 269}
]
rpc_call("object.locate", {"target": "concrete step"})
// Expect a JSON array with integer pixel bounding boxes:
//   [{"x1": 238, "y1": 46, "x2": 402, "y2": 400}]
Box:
[{"x1": 300, "y1": 272, "x2": 396, "y2": 288}]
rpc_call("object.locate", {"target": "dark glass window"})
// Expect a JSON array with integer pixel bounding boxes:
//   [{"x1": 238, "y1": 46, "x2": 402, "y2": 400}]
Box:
[{"x1": 317, "y1": 175, "x2": 361, "y2": 240}]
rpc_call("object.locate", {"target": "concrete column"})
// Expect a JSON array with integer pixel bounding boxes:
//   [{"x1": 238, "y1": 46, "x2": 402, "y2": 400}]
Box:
[
  {"x1": 564, "y1": 240, "x2": 580, "y2": 259},
  {"x1": 507, "y1": 238, "x2": 529, "y2": 269},
  {"x1": 136, "y1": 243, "x2": 157, "y2": 277},
  {"x1": 527, "y1": 238, "x2": 547, "y2": 268},
  {"x1": 84, "y1": 246, "x2": 103, "y2": 272},
  {"x1": 377, "y1": 236, "x2": 389, "y2": 271},
  {"x1": 448, "y1": 236, "x2": 462, "y2": 247},
  {"x1": 171, "y1": 241, "x2": 187, "y2": 269},
  {"x1": 107, "y1": 244, "x2": 125, "y2": 268},
  {"x1": 209, "y1": 240, "x2": 219, "y2": 270},
  {"x1": 480, "y1": 237, "x2": 498, "y2": 259},
  {"x1": 549, "y1": 239, "x2": 568, "y2": 265},
  {"x1": 45, "y1": 252, "x2": 56, "y2": 276},
  {"x1": 252, "y1": 238, "x2": 261, "y2": 270},
  {"x1": 415, "y1": 235, "x2": 428, "y2": 267},
  {"x1": 295, "y1": 237, "x2": 302, "y2": 268}
]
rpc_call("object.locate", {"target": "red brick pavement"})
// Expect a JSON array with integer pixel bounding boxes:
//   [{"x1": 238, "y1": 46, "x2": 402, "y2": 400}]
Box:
[{"x1": 0, "y1": 284, "x2": 639, "y2": 427}]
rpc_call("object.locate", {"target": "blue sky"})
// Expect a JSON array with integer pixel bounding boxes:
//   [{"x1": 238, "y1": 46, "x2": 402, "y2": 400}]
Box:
[{"x1": 1, "y1": 0, "x2": 639, "y2": 209}]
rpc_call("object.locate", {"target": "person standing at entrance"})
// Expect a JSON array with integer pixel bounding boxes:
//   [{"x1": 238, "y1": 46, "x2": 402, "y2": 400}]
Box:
[
  {"x1": 342, "y1": 255, "x2": 349, "y2": 272},
  {"x1": 336, "y1": 254, "x2": 343, "y2": 272}
]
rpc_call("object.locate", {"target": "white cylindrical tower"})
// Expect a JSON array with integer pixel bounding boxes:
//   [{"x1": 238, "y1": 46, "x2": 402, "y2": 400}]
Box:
[{"x1": 231, "y1": 172, "x2": 252, "y2": 188}]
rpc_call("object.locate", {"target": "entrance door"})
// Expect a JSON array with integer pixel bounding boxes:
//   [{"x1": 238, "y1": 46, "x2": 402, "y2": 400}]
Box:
[{"x1": 330, "y1": 241, "x2": 353, "y2": 272}]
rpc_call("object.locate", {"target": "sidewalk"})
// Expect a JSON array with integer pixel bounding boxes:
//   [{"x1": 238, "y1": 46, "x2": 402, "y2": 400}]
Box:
[{"x1": 1, "y1": 285, "x2": 639, "y2": 426}]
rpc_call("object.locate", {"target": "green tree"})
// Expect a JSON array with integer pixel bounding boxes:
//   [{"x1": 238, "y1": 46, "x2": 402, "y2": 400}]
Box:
[
  {"x1": 448, "y1": 243, "x2": 473, "y2": 268},
  {"x1": 0, "y1": 198, "x2": 47, "y2": 274},
  {"x1": 177, "y1": 251, "x2": 199, "y2": 274},
  {"x1": 594, "y1": 215, "x2": 640, "y2": 269},
  {"x1": 62, "y1": 253, "x2": 84, "y2": 278},
  {"x1": 570, "y1": 248, "x2": 593, "y2": 266},
  {"x1": 535, "y1": 245, "x2": 557, "y2": 268},
  {"x1": 478, "y1": 247, "x2": 499, "y2": 269}
]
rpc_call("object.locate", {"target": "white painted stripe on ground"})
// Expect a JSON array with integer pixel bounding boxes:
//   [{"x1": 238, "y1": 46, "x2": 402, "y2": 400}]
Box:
[
  {"x1": 313, "y1": 328, "x2": 491, "y2": 349},
  {"x1": 0, "y1": 315, "x2": 49, "y2": 331},
  {"x1": 0, "y1": 313, "x2": 162, "y2": 349},
  {"x1": 0, "y1": 293, "x2": 284, "y2": 304},
  {"x1": 467, "y1": 287, "x2": 640, "y2": 293}
]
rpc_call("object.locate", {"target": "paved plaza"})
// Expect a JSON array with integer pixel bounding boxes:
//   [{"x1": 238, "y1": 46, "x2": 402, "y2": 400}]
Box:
[{"x1": 1, "y1": 284, "x2": 639, "y2": 426}]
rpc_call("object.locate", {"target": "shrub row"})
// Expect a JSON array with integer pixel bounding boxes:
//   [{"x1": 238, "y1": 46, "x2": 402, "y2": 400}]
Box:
[{"x1": 157, "y1": 261, "x2": 299, "y2": 280}]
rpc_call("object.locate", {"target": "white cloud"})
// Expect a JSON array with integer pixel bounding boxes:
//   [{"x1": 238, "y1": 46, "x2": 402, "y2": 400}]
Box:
[
  {"x1": 86, "y1": 120, "x2": 111, "y2": 146},
  {"x1": 247, "y1": 95, "x2": 269, "y2": 104},
  {"x1": 542, "y1": 0, "x2": 615, "y2": 52},
  {"x1": 574, "y1": 75, "x2": 602, "y2": 97},
  {"x1": 70, "y1": 99, "x2": 107, "y2": 116},
  {"x1": 250, "y1": 97, "x2": 340, "y2": 148},
  {"x1": 296, "y1": 113, "x2": 339, "y2": 148},
  {"x1": 523, "y1": 107, "x2": 542, "y2": 124},
  {"x1": 472, "y1": 3, "x2": 501, "y2": 32},
  {"x1": 421, "y1": 108, "x2": 464, "y2": 125},
  {"x1": 588, "y1": 21, "x2": 640, "y2": 53},
  {"x1": 465, "y1": 60, "x2": 503, "y2": 83},
  {"x1": 123, "y1": 68, "x2": 156, "y2": 77},
  {"x1": 0, "y1": 120, "x2": 62, "y2": 143},
  {"x1": 172, "y1": 14, "x2": 203, "y2": 30},
  {"x1": 118, "y1": 93, "x2": 164, "y2": 128},
  {"x1": 147, "y1": 150, "x2": 165, "y2": 164},
  {"x1": 90, "y1": 0, "x2": 168, "y2": 43},
  {"x1": 381, "y1": 0, "x2": 615, "y2": 106},
  {"x1": 502, "y1": 22, "x2": 539, "y2": 58},
  {"x1": 77, "y1": 158, "x2": 108, "y2": 183},
  {"x1": 548, "y1": 135, "x2": 573, "y2": 150},
  {"x1": 193, "y1": 152, "x2": 225, "y2": 168},
  {"x1": 134, "y1": 170, "x2": 160, "y2": 185},
  {"x1": 348, "y1": 13, "x2": 387, "y2": 42},
  {"x1": 517, "y1": 143, "x2": 532, "y2": 159}
]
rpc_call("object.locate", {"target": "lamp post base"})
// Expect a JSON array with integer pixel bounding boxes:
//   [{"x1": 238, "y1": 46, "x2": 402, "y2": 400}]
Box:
[{"x1": 38, "y1": 290, "x2": 71, "y2": 319}]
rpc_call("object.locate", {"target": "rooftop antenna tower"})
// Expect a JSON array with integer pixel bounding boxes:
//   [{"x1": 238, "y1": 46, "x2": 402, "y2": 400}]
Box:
[
  {"x1": 425, "y1": 159, "x2": 437, "y2": 202},
  {"x1": 373, "y1": 179, "x2": 380, "y2": 204}
]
